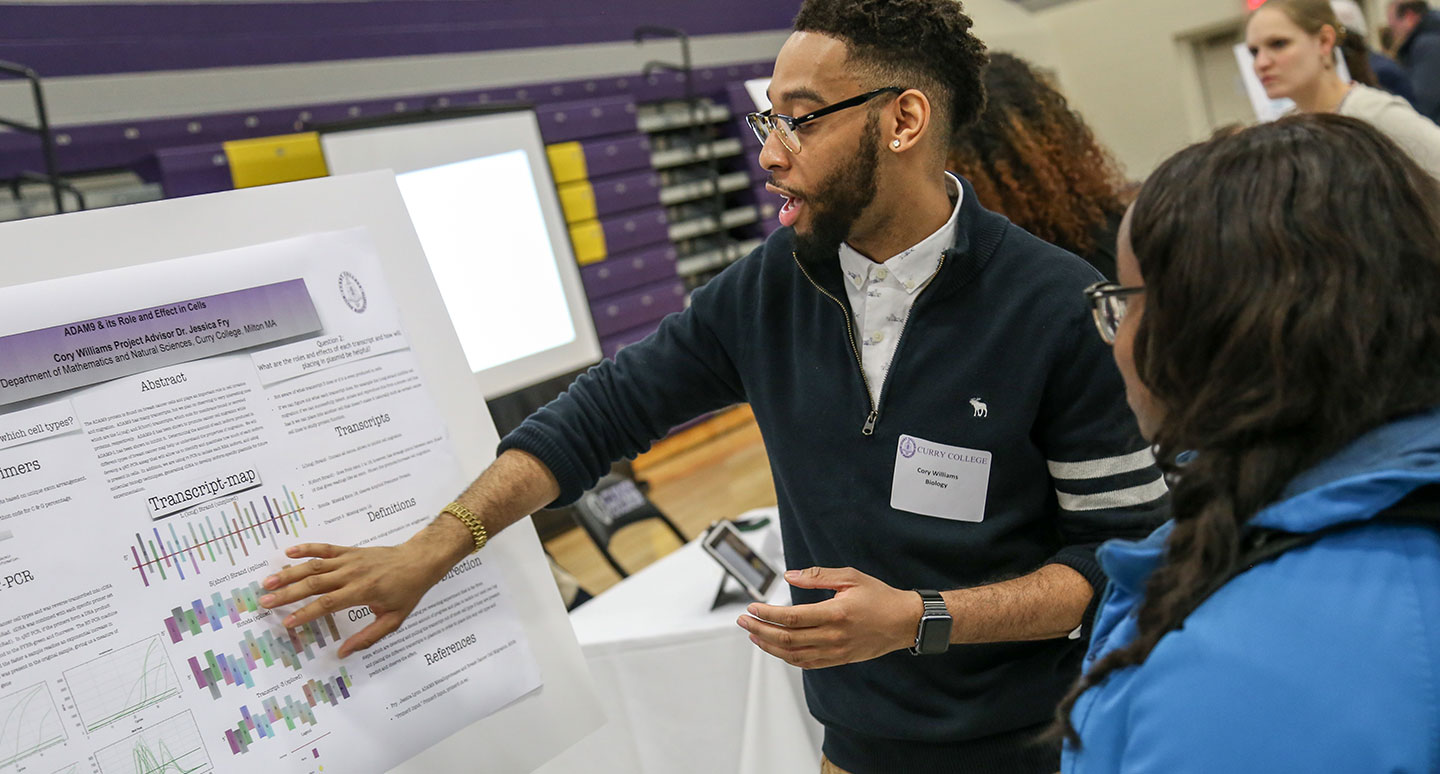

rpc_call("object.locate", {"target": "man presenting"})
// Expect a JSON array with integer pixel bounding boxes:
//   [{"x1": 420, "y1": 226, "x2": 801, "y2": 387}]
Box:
[{"x1": 259, "y1": 0, "x2": 1168, "y2": 770}]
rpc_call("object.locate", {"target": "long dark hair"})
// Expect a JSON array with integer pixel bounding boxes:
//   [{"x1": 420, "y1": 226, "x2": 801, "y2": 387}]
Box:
[
  {"x1": 948, "y1": 53, "x2": 1125, "y2": 258},
  {"x1": 1056, "y1": 113, "x2": 1440, "y2": 744}
]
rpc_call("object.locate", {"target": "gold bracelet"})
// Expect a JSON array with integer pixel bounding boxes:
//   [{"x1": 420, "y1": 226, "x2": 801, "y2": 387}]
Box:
[{"x1": 440, "y1": 501, "x2": 488, "y2": 554}]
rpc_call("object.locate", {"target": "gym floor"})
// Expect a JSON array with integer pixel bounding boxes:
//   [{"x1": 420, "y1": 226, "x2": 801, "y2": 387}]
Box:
[{"x1": 543, "y1": 409, "x2": 778, "y2": 595}]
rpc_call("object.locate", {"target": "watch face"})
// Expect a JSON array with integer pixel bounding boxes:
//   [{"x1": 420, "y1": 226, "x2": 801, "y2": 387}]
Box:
[{"x1": 917, "y1": 614, "x2": 951, "y2": 655}]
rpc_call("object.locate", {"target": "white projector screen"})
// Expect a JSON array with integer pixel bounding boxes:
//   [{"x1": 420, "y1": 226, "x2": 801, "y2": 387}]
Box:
[{"x1": 320, "y1": 110, "x2": 601, "y2": 398}]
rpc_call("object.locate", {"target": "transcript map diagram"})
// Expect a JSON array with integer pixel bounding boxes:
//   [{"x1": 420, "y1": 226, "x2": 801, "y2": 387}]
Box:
[{"x1": 0, "y1": 231, "x2": 541, "y2": 774}]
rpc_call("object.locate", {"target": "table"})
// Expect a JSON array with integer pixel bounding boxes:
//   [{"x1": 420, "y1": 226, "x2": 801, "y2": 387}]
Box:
[{"x1": 535, "y1": 508, "x2": 824, "y2": 774}]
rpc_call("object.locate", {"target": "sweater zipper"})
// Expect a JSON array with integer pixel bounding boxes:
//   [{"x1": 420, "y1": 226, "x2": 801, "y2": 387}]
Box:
[
  {"x1": 792, "y1": 251, "x2": 878, "y2": 435},
  {"x1": 873, "y1": 251, "x2": 946, "y2": 422}
]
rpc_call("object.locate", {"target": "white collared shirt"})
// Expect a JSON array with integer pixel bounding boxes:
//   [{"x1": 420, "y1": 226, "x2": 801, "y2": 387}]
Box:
[{"x1": 838, "y1": 172, "x2": 962, "y2": 403}]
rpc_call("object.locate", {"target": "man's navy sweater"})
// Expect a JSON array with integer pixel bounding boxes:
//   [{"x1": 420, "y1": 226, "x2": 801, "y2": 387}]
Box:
[{"x1": 501, "y1": 179, "x2": 1167, "y2": 773}]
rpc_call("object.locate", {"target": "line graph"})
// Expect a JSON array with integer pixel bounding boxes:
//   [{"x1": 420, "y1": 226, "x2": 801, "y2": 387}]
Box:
[
  {"x1": 128, "y1": 487, "x2": 306, "y2": 586},
  {"x1": 94, "y1": 711, "x2": 211, "y2": 774},
  {"x1": 0, "y1": 682, "x2": 66, "y2": 768},
  {"x1": 63, "y1": 636, "x2": 182, "y2": 733}
]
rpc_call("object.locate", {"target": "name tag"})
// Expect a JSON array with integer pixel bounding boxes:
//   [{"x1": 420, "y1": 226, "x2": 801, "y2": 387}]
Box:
[{"x1": 891, "y1": 434, "x2": 992, "y2": 522}]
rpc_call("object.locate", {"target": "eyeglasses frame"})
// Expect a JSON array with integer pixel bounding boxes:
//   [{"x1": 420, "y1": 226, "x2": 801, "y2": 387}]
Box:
[
  {"x1": 744, "y1": 86, "x2": 905, "y2": 153},
  {"x1": 1084, "y1": 281, "x2": 1146, "y2": 345}
]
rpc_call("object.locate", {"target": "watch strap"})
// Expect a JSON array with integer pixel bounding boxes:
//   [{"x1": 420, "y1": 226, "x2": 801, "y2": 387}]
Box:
[
  {"x1": 916, "y1": 588, "x2": 947, "y2": 612},
  {"x1": 910, "y1": 589, "x2": 951, "y2": 655}
]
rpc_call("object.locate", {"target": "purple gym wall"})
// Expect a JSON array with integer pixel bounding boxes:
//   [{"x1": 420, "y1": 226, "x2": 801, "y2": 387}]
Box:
[{"x1": 0, "y1": 2, "x2": 798, "y2": 78}]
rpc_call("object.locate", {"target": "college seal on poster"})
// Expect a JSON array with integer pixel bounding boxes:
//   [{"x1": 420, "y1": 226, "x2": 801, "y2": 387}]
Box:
[{"x1": 338, "y1": 270, "x2": 367, "y2": 313}]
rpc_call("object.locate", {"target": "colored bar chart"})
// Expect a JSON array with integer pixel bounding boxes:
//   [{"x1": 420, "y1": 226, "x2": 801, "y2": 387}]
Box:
[
  {"x1": 223, "y1": 669, "x2": 353, "y2": 754},
  {"x1": 129, "y1": 487, "x2": 306, "y2": 587},
  {"x1": 186, "y1": 614, "x2": 342, "y2": 700},
  {"x1": 162, "y1": 583, "x2": 265, "y2": 644}
]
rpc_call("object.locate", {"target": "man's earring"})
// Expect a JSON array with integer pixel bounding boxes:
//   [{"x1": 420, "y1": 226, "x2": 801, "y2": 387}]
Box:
[{"x1": 891, "y1": 139, "x2": 902, "y2": 149}]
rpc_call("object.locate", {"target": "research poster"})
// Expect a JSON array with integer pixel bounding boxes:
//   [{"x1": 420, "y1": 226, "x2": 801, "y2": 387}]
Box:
[{"x1": 0, "y1": 228, "x2": 542, "y2": 774}]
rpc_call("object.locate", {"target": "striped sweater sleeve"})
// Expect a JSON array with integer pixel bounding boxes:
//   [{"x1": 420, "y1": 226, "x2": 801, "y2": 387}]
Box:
[{"x1": 1037, "y1": 301, "x2": 1170, "y2": 631}]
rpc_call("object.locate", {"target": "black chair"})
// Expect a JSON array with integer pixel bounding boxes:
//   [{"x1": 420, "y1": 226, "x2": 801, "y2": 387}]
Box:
[{"x1": 568, "y1": 472, "x2": 687, "y2": 578}]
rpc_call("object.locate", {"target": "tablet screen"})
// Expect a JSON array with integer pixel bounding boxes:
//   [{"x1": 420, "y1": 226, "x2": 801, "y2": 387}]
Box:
[{"x1": 706, "y1": 525, "x2": 776, "y2": 593}]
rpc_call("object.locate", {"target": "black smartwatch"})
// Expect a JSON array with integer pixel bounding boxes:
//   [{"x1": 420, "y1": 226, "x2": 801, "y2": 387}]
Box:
[{"x1": 909, "y1": 589, "x2": 951, "y2": 655}]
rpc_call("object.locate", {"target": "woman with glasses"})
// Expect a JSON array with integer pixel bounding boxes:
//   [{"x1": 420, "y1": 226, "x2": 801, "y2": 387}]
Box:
[{"x1": 1060, "y1": 113, "x2": 1440, "y2": 772}]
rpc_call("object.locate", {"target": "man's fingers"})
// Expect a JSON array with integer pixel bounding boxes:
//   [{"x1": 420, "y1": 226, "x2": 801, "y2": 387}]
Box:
[
  {"x1": 285, "y1": 542, "x2": 348, "y2": 560},
  {"x1": 783, "y1": 566, "x2": 861, "y2": 591},
  {"x1": 259, "y1": 561, "x2": 344, "y2": 608},
  {"x1": 747, "y1": 600, "x2": 837, "y2": 629},
  {"x1": 278, "y1": 588, "x2": 354, "y2": 629},
  {"x1": 338, "y1": 614, "x2": 403, "y2": 659},
  {"x1": 295, "y1": 570, "x2": 346, "y2": 602},
  {"x1": 283, "y1": 542, "x2": 347, "y2": 561},
  {"x1": 262, "y1": 551, "x2": 344, "y2": 591},
  {"x1": 740, "y1": 615, "x2": 830, "y2": 649},
  {"x1": 746, "y1": 633, "x2": 819, "y2": 667},
  {"x1": 746, "y1": 603, "x2": 796, "y2": 626}
]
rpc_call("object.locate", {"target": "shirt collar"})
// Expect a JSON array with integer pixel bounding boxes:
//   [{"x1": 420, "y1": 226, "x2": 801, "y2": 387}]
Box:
[{"x1": 837, "y1": 173, "x2": 963, "y2": 294}]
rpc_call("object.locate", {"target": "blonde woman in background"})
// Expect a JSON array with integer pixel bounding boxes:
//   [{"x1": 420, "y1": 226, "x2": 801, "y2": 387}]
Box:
[{"x1": 1248, "y1": 0, "x2": 1440, "y2": 180}]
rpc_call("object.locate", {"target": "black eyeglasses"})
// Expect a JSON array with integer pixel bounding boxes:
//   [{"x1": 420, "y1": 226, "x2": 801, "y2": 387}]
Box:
[
  {"x1": 745, "y1": 87, "x2": 904, "y2": 154},
  {"x1": 1084, "y1": 282, "x2": 1145, "y2": 345}
]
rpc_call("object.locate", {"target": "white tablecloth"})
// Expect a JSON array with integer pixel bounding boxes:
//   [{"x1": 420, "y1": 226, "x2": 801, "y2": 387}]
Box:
[{"x1": 535, "y1": 508, "x2": 824, "y2": 774}]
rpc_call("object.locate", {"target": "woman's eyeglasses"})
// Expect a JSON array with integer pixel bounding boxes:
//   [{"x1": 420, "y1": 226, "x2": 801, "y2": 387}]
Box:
[
  {"x1": 745, "y1": 87, "x2": 903, "y2": 154},
  {"x1": 1084, "y1": 282, "x2": 1145, "y2": 345}
]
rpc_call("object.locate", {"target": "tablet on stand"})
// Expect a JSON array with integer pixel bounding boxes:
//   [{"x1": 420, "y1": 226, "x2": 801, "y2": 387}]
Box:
[{"x1": 701, "y1": 520, "x2": 781, "y2": 610}]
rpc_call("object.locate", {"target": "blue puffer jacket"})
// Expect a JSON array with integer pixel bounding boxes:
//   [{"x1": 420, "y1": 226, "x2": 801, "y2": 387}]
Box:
[{"x1": 1064, "y1": 408, "x2": 1440, "y2": 773}]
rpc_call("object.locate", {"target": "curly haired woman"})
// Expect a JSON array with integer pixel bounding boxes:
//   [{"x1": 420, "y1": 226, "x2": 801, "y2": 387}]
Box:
[{"x1": 948, "y1": 53, "x2": 1127, "y2": 279}]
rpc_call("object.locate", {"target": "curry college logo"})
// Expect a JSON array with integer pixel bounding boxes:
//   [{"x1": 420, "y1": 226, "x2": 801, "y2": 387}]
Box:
[
  {"x1": 899, "y1": 437, "x2": 917, "y2": 458},
  {"x1": 338, "y1": 271, "x2": 367, "y2": 313}
]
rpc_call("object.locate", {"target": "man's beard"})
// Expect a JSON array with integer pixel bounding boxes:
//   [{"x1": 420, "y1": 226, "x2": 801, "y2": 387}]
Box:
[{"x1": 793, "y1": 114, "x2": 882, "y2": 268}]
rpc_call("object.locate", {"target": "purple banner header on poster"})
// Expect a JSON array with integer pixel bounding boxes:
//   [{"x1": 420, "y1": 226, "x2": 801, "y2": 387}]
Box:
[{"x1": 0, "y1": 279, "x2": 321, "y2": 408}]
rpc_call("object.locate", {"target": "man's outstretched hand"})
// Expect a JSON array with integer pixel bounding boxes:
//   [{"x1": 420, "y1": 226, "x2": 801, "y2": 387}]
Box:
[
  {"x1": 258, "y1": 521, "x2": 470, "y2": 658},
  {"x1": 738, "y1": 567, "x2": 925, "y2": 669},
  {"x1": 258, "y1": 449, "x2": 559, "y2": 657}
]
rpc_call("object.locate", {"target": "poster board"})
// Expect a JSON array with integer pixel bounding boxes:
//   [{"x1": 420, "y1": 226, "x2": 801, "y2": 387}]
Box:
[{"x1": 0, "y1": 171, "x2": 603, "y2": 773}]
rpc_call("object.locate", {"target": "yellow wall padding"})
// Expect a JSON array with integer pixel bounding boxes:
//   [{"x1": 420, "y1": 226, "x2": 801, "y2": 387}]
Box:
[
  {"x1": 546, "y1": 142, "x2": 588, "y2": 185},
  {"x1": 568, "y1": 220, "x2": 607, "y2": 265},
  {"x1": 224, "y1": 132, "x2": 329, "y2": 189},
  {"x1": 557, "y1": 180, "x2": 598, "y2": 224}
]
